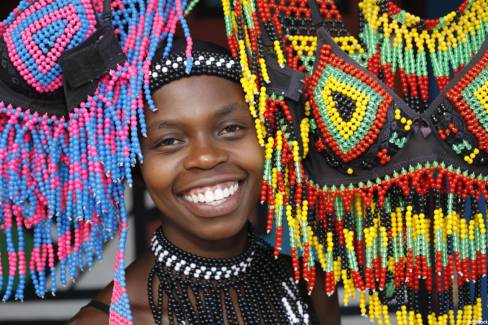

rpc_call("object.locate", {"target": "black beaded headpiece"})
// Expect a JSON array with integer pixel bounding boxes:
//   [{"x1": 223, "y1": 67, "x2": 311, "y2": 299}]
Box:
[{"x1": 150, "y1": 39, "x2": 241, "y2": 92}]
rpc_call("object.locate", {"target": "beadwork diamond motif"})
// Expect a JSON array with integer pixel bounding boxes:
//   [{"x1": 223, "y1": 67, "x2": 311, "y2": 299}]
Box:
[
  {"x1": 446, "y1": 52, "x2": 488, "y2": 152},
  {"x1": 309, "y1": 44, "x2": 393, "y2": 162},
  {"x1": 4, "y1": 0, "x2": 96, "y2": 93}
]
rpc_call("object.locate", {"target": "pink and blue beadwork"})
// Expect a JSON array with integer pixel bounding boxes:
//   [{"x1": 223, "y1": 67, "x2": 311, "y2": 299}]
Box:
[
  {"x1": 0, "y1": 0, "x2": 196, "y2": 324},
  {"x1": 3, "y1": 0, "x2": 97, "y2": 92}
]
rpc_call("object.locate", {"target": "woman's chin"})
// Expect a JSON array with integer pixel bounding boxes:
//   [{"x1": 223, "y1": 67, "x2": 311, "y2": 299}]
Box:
[{"x1": 191, "y1": 217, "x2": 248, "y2": 242}]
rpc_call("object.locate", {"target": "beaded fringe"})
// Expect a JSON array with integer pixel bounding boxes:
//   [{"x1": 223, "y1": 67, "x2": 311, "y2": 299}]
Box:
[
  {"x1": 224, "y1": 0, "x2": 488, "y2": 324},
  {"x1": 0, "y1": 0, "x2": 197, "y2": 324}
]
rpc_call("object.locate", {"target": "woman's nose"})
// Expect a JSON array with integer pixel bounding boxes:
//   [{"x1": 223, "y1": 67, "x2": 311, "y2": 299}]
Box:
[{"x1": 183, "y1": 136, "x2": 228, "y2": 170}]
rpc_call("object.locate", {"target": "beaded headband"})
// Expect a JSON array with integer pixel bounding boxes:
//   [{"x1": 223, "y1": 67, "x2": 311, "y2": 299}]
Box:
[
  {"x1": 0, "y1": 0, "x2": 198, "y2": 324},
  {"x1": 150, "y1": 50, "x2": 241, "y2": 91}
]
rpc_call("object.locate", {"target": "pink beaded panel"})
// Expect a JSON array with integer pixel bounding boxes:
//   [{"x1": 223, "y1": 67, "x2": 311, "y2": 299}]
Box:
[{"x1": 4, "y1": 0, "x2": 96, "y2": 93}]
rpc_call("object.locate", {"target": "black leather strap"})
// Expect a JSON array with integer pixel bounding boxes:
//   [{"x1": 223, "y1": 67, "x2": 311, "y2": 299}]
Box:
[
  {"x1": 307, "y1": 0, "x2": 323, "y2": 26},
  {"x1": 81, "y1": 299, "x2": 110, "y2": 314}
]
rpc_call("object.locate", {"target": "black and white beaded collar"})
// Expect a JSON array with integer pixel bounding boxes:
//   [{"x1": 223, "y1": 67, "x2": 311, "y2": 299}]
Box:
[
  {"x1": 149, "y1": 51, "x2": 241, "y2": 92},
  {"x1": 150, "y1": 227, "x2": 256, "y2": 280}
]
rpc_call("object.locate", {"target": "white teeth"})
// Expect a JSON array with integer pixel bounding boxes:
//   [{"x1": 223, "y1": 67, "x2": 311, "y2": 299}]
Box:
[
  {"x1": 183, "y1": 182, "x2": 239, "y2": 204},
  {"x1": 205, "y1": 191, "x2": 214, "y2": 202},
  {"x1": 215, "y1": 188, "x2": 224, "y2": 200}
]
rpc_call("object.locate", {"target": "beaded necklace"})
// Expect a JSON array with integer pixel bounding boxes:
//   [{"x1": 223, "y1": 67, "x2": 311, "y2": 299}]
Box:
[{"x1": 148, "y1": 227, "x2": 310, "y2": 324}]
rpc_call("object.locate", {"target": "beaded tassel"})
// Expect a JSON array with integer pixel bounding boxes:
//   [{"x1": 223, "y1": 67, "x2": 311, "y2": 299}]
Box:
[
  {"x1": 0, "y1": 0, "x2": 198, "y2": 324},
  {"x1": 359, "y1": 0, "x2": 488, "y2": 112}
]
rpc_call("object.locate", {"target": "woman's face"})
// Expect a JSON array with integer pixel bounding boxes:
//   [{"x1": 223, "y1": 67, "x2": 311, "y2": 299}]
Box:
[{"x1": 140, "y1": 75, "x2": 264, "y2": 246}]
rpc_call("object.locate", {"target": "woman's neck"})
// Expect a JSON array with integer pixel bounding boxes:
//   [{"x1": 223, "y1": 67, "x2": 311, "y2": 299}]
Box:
[{"x1": 159, "y1": 222, "x2": 250, "y2": 259}]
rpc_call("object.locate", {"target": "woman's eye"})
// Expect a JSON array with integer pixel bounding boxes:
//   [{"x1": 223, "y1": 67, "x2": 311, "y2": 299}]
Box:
[
  {"x1": 158, "y1": 137, "x2": 182, "y2": 147},
  {"x1": 220, "y1": 124, "x2": 244, "y2": 135}
]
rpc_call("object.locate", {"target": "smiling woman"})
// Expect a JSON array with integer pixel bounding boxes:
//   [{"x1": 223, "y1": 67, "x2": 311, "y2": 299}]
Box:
[
  {"x1": 142, "y1": 75, "x2": 263, "y2": 249},
  {"x1": 68, "y1": 39, "x2": 340, "y2": 325}
]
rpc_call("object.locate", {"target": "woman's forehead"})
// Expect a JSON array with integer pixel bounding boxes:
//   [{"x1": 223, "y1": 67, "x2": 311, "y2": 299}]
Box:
[
  {"x1": 146, "y1": 75, "x2": 247, "y2": 129},
  {"x1": 151, "y1": 75, "x2": 243, "y2": 110}
]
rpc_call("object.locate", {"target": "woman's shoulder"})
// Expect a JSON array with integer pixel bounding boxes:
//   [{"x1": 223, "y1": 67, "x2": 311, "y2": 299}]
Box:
[
  {"x1": 67, "y1": 284, "x2": 112, "y2": 325},
  {"x1": 67, "y1": 253, "x2": 156, "y2": 325}
]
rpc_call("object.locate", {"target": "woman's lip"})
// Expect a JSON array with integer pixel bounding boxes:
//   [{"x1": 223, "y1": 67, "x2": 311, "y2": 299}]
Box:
[{"x1": 177, "y1": 180, "x2": 244, "y2": 218}]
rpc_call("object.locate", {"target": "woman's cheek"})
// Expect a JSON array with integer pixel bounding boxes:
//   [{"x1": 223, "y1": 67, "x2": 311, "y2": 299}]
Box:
[{"x1": 141, "y1": 153, "x2": 178, "y2": 194}]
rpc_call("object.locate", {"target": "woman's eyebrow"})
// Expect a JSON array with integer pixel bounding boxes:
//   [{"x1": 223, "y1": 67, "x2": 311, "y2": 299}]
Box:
[
  {"x1": 147, "y1": 120, "x2": 181, "y2": 133},
  {"x1": 148, "y1": 102, "x2": 247, "y2": 131},
  {"x1": 214, "y1": 102, "x2": 248, "y2": 119}
]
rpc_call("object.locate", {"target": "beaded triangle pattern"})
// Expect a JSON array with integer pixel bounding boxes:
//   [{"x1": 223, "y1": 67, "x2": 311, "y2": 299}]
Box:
[
  {"x1": 309, "y1": 43, "x2": 392, "y2": 163},
  {"x1": 3, "y1": 0, "x2": 97, "y2": 92},
  {"x1": 445, "y1": 49, "x2": 488, "y2": 160}
]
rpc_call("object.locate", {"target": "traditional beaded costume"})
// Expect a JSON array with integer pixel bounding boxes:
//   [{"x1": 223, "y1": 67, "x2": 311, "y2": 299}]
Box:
[{"x1": 222, "y1": 0, "x2": 488, "y2": 324}]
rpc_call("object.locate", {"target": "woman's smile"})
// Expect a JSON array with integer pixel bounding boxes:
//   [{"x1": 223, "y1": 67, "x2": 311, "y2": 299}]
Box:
[{"x1": 178, "y1": 179, "x2": 244, "y2": 218}]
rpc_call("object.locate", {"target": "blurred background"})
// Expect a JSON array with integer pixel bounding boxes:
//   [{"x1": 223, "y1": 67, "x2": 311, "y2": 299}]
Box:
[{"x1": 0, "y1": 0, "x2": 466, "y2": 324}]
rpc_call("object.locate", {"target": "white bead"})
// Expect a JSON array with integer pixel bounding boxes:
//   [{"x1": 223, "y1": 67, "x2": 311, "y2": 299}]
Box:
[
  {"x1": 162, "y1": 67, "x2": 168, "y2": 73},
  {"x1": 172, "y1": 63, "x2": 179, "y2": 69}
]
